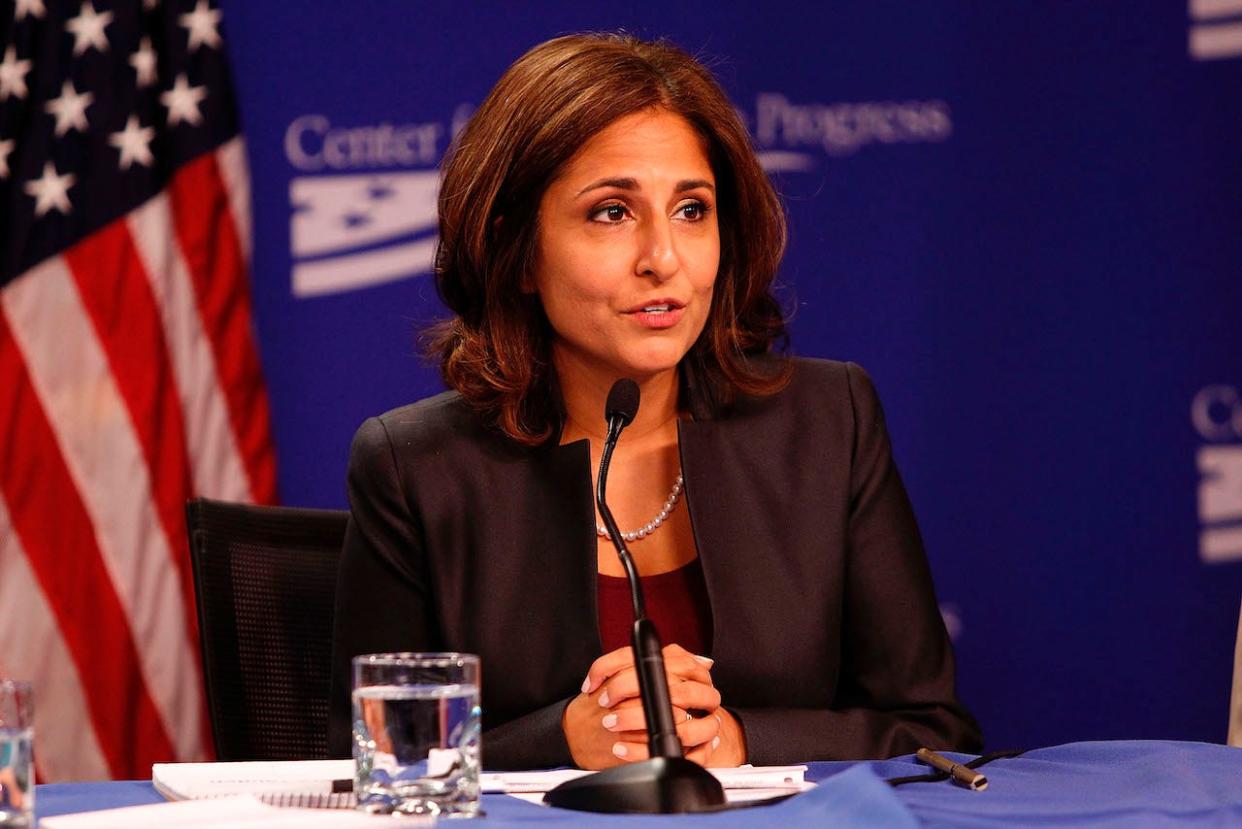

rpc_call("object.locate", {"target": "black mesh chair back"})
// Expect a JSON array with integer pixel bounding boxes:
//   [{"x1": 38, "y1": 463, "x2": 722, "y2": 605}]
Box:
[{"x1": 186, "y1": 497, "x2": 348, "y2": 761}]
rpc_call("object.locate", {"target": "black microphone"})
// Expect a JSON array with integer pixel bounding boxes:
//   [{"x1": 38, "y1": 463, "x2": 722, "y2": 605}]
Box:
[
  {"x1": 544, "y1": 379, "x2": 725, "y2": 814},
  {"x1": 595, "y1": 379, "x2": 681, "y2": 759},
  {"x1": 604, "y1": 378, "x2": 639, "y2": 429}
]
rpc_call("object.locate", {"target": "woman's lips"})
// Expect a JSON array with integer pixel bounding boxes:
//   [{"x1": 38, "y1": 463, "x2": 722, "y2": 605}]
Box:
[{"x1": 625, "y1": 305, "x2": 685, "y2": 329}]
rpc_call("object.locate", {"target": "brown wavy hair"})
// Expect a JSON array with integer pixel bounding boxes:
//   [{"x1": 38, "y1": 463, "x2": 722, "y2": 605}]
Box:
[{"x1": 431, "y1": 32, "x2": 790, "y2": 444}]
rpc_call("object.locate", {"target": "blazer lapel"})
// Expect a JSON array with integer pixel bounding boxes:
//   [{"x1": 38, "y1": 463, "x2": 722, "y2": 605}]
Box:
[
  {"x1": 677, "y1": 419, "x2": 740, "y2": 664},
  {"x1": 678, "y1": 411, "x2": 813, "y2": 705}
]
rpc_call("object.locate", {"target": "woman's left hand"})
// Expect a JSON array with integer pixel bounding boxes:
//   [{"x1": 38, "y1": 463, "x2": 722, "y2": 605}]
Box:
[
  {"x1": 581, "y1": 643, "x2": 747, "y2": 766},
  {"x1": 601, "y1": 699, "x2": 746, "y2": 766}
]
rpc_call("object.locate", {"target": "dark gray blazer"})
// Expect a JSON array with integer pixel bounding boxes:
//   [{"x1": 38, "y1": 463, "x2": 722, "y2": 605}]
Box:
[{"x1": 328, "y1": 358, "x2": 982, "y2": 769}]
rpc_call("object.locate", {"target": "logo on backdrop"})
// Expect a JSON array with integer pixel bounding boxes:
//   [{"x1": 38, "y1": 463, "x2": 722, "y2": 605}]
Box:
[
  {"x1": 744, "y1": 94, "x2": 953, "y2": 172},
  {"x1": 1191, "y1": 384, "x2": 1242, "y2": 564},
  {"x1": 1188, "y1": 0, "x2": 1242, "y2": 61},
  {"x1": 282, "y1": 96, "x2": 953, "y2": 296},
  {"x1": 284, "y1": 107, "x2": 472, "y2": 298}
]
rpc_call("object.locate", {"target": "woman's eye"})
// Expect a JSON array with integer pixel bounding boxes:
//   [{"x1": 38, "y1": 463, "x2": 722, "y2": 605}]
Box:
[
  {"x1": 592, "y1": 204, "x2": 629, "y2": 223},
  {"x1": 677, "y1": 201, "x2": 709, "y2": 221}
]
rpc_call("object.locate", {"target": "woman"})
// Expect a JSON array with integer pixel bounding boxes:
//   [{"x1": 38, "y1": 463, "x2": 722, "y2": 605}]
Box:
[{"x1": 328, "y1": 33, "x2": 981, "y2": 771}]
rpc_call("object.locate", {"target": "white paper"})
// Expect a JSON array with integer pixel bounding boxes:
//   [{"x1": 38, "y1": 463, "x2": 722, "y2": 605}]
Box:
[
  {"x1": 152, "y1": 759, "x2": 808, "y2": 800},
  {"x1": 151, "y1": 759, "x2": 352, "y2": 801},
  {"x1": 505, "y1": 781, "x2": 816, "y2": 806},
  {"x1": 480, "y1": 764, "x2": 810, "y2": 794},
  {"x1": 40, "y1": 795, "x2": 431, "y2": 829},
  {"x1": 146, "y1": 759, "x2": 811, "y2": 814}
]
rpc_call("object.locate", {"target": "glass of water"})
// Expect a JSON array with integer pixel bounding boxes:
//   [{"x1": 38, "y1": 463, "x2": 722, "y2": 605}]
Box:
[
  {"x1": 352, "y1": 653, "x2": 481, "y2": 817},
  {"x1": 0, "y1": 680, "x2": 33, "y2": 829}
]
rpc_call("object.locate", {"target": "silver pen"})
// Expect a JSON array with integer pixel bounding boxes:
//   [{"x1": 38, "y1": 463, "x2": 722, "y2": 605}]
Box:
[{"x1": 916, "y1": 747, "x2": 988, "y2": 791}]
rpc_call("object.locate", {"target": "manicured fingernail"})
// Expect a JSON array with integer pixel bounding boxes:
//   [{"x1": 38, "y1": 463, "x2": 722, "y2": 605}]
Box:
[
  {"x1": 693, "y1": 654, "x2": 714, "y2": 665},
  {"x1": 602, "y1": 713, "x2": 618, "y2": 730},
  {"x1": 598, "y1": 691, "x2": 610, "y2": 707},
  {"x1": 712, "y1": 736, "x2": 721, "y2": 751},
  {"x1": 612, "y1": 743, "x2": 628, "y2": 758},
  {"x1": 581, "y1": 677, "x2": 591, "y2": 694}
]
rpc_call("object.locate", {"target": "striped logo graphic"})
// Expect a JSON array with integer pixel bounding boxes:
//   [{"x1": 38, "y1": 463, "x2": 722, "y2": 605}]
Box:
[
  {"x1": 289, "y1": 171, "x2": 440, "y2": 298},
  {"x1": 1189, "y1": 0, "x2": 1242, "y2": 60}
]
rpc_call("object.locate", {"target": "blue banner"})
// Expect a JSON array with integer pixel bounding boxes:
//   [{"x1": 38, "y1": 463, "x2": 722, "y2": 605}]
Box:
[{"x1": 220, "y1": 1, "x2": 1242, "y2": 752}]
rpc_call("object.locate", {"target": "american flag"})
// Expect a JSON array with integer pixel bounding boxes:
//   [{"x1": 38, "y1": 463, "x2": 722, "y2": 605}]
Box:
[{"x1": 0, "y1": 0, "x2": 276, "y2": 780}]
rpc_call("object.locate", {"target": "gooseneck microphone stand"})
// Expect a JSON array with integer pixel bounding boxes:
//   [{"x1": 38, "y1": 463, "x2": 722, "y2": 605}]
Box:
[{"x1": 544, "y1": 379, "x2": 726, "y2": 814}]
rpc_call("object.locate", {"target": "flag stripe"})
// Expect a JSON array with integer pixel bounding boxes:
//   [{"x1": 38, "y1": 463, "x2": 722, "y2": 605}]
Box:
[
  {"x1": 0, "y1": 495, "x2": 112, "y2": 781},
  {"x1": 61, "y1": 222, "x2": 200, "y2": 644},
  {"x1": 216, "y1": 138, "x2": 252, "y2": 262},
  {"x1": 168, "y1": 152, "x2": 277, "y2": 504},
  {"x1": 1, "y1": 258, "x2": 204, "y2": 764},
  {"x1": 0, "y1": 307, "x2": 175, "y2": 777},
  {"x1": 127, "y1": 193, "x2": 252, "y2": 503}
]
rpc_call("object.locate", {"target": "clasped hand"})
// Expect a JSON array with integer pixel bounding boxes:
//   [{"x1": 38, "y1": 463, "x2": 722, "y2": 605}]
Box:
[{"x1": 563, "y1": 643, "x2": 746, "y2": 769}]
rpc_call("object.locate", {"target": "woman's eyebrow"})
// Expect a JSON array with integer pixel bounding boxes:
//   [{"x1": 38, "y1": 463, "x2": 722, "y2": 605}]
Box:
[
  {"x1": 576, "y1": 177, "x2": 638, "y2": 196},
  {"x1": 575, "y1": 177, "x2": 716, "y2": 197},
  {"x1": 675, "y1": 178, "x2": 715, "y2": 194}
]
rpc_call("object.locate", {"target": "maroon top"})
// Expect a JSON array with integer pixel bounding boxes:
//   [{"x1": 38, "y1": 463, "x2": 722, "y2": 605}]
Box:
[{"x1": 597, "y1": 558, "x2": 713, "y2": 656}]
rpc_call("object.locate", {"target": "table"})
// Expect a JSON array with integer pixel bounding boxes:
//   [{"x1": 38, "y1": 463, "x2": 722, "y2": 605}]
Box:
[{"x1": 34, "y1": 741, "x2": 1242, "y2": 827}]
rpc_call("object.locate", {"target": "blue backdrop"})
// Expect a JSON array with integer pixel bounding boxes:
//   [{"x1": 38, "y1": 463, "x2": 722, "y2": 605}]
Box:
[{"x1": 219, "y1": 1, "x2": 1242, "y2": 753}]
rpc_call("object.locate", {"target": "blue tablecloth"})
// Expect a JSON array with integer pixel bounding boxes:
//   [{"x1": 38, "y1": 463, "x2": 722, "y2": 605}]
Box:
[{"x1": 34, "y1": 741, "x2": 1242, "y2": 828}]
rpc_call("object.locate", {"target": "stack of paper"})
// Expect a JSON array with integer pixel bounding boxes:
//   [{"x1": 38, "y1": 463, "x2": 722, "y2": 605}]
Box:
[
  {"x1": 152, "y1": 759, "x2": 352, "y2": 802},
  {"x1": 142, "y1": 758, "x2": 812, "y2": 809},
  {"x1": 482, "y1": 764, "x2": 814, "y2": 805},
  {"x1": 40, "y1": 796, "x2": 429, "y2": 829},
  {"x1": 44, "y1": 760, "x2": 813, "y2": 826}
]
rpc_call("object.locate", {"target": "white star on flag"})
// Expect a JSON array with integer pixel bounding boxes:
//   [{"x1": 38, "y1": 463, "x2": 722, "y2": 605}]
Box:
[
  {"x1": 179, "y1": 0, "x2": 222, "y2": 52},
  {"x1": 0, "y1": 138, "x2": 14, "y2": 180},
  {"x1": 15, "y1": 0, "x2": 47, "y2": 20},
  {"x1": 0, "y1": 46, "x2": 32, "y2": 102},
  {"x1": 45, "y1": 80, "x2": 95, "y2": 137},
  {"x1": 130, "y1": 37, "x2": 158, "y2": 87},
  {"x1": 160, "y1": 73, "x2": 207, "y2": 126},
  {"x1": 24, "y1": 160, "x2": 76, "y2": 216},
  {"x1": 66, "y1": 2, "x2": 114, "y2": 56},
  {"x1": 109, "y1": 115, "x2": 156, "y2": 169}
]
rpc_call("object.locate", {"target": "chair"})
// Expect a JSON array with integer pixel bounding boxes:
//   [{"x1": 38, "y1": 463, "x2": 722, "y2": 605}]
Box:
[{"x1": 185, "y1": 497, "x2": 349, "y2": 761}]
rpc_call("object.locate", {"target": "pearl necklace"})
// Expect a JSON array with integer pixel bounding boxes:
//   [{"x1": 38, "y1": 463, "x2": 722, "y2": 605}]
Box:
[{"x1": 596, "y1": 474, "x2": 684, "y2": 543}]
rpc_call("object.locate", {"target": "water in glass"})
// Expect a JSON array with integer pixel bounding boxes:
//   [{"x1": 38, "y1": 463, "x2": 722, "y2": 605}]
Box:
[{"x1": 353, "y1": 681, "x2": 481, "y2": 816}]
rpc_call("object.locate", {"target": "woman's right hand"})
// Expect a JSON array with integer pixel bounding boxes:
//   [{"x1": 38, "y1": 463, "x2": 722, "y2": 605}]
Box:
[{"x1": 562, "y1": 644, "x2": 719, "y2": 770}]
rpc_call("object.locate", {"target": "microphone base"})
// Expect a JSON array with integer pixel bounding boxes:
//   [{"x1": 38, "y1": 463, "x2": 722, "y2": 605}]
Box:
[{"x1": 542, "y1": 757, "x2": 727, "y2": 814}]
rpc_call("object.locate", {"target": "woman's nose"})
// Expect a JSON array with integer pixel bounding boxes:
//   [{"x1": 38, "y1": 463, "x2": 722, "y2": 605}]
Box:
[{"x1": 634, "y1": 216, "x2": 679, "y2": 282}]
